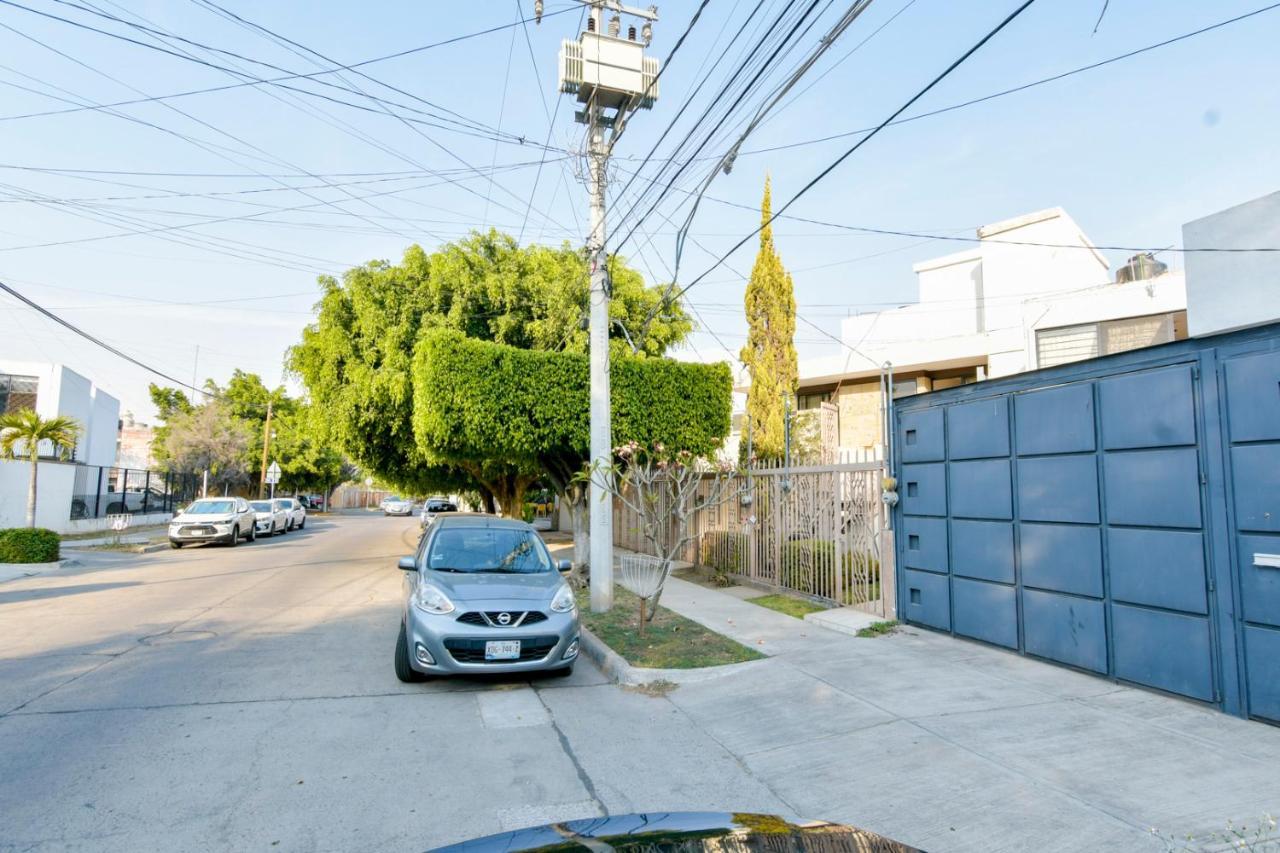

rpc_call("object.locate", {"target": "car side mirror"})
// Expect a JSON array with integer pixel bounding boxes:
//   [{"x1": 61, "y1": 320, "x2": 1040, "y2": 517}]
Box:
[
  {"x1": 557, "y1": 559, "x2": 572, "y2": 573},
  {"x1": 397, "y1": 556, "x2": 416, "y2": 571}
]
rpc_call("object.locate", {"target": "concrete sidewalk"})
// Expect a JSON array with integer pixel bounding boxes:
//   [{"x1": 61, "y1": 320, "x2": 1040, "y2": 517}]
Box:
[{"x1": 646, "y1": 574, "x2": 1280, "y2": 852}]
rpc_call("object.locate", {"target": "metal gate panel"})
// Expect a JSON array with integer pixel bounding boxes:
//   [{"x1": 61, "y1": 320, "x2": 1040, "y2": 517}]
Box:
[
  {"x1": 1103, "y1": 448, "x2": 1203, "y2": 529},
  {"x1": 900, "y1": 408, "x2": 945, "y2": 461},
  {"x1": 951, "y1": 520, "x2": 1014, "y2": 584},
  {"x1": 1015, "y1": 383, "x2": 1095, "y2": 454},
  {"x1": 1020, "y1": 523, "x2": 1102, "y2": 597},
  {"x1": 952, "y1": 578, "x2": 1018, "y2": 649},
  {"x1": 948, "y1": 397, "x2": 1009, "y2": 458},
  {"x1": 901, "y1": 462, "x2": 947, "y2": 516},
  {"x1": 1098, "y1": 365, "x2": 1198, "y2": 449},
  {"x1": 1243, "y1": 625, "x2": 1280, "y2": 721},
  {"x1": 1022, "y1": 589, "x2": 1108, "y2": 673},
  {"x1": 1107, "y1": 528, "x2": 1208, "y2": 615},
  {"x1": 902, "y1": 569, "x2": 950, "y2": 630},
  {"x1": 1230, "y1": 445, "x2": 1280, "y2": 533},
  {"x1": 949, "y1": 460, "x2": 1012, "y2": 519},
  {"x1": 1016, "y1": 455, "x2": 1099, "y2": 524},
  {"x1": 901, "y1": 516, "x2": 948, "y2": 571},
  {"x1": 1112, "y1": 604, "x2": 1215, "y2": 702}
]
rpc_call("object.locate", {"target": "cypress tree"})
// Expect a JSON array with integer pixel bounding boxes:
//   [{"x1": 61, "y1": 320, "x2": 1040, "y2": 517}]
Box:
[{"x1": 740, "y1": 177, "x2": 798, "y2": 460}]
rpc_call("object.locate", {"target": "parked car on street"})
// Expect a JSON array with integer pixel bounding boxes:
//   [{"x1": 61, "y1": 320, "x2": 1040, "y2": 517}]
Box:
[
  {"x1": 383, "y1": 496, "x2": 414, "y2": 516},
  {"x1": 395, "y1": 515, "x2": 578, "y2": 681},
  {"x1": 419, "y1": 497, "x2": 458, "y2": 529},
  {"x1": 168, "y1": 498, "x2": 258, "y2": 548},
  {"x1": 278, "y1": 497, "x2": 307, "y2": 529},
  {"x1": 250, "y1": 500, "x2": 289, "y2": 536}
]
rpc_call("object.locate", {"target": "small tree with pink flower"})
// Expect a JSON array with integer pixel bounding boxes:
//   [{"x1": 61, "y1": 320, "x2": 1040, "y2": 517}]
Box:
[{"x1": 590, "y1": 441, "x2": 743, "y2": 622}]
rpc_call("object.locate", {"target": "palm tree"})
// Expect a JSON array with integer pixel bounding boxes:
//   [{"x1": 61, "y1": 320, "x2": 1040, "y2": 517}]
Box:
[{"x1": 0, "y1": 409, "x2": 81, "y2": 528}]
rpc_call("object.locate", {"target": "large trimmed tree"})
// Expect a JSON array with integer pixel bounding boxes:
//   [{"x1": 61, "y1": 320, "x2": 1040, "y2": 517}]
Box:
[
  {"x1": 413, "y1": 329, "x2": 732, "y2": 564},
  {"x1": 288, "y1": 230, "x2": 692, "y2": 500},
  {"x1": 740, "y1": 177, "x2": 798, "y2": 460}
]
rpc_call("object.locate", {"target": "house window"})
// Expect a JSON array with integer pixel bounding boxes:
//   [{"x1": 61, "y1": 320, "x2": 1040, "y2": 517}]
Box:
[
  {"x1": 0, "y1": 374, "x2": 39, "y2": 415},
  {"x1": 1036, "y1": 313, "x2": 1179, "y2": 369},
  {"x1": 797, "y1": 391, "x2": 832, "y2": 411}
]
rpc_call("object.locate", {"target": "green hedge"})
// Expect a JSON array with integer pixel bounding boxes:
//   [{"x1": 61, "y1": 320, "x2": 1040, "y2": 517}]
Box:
[
  {"x1": 780, "y1": 539, "x2": 879, "y2": 604},
  {"x1": 412, "y1": 328, "x2": 732, "y2": 466},
  {"x1": 0, "y1": 528, "x2": 60, "y2": 564}
]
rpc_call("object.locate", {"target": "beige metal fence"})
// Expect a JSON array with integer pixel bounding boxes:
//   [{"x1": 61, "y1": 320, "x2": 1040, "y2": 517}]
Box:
[{"x1": 613, "y1": 450, "x2": 888, "y2": 615}]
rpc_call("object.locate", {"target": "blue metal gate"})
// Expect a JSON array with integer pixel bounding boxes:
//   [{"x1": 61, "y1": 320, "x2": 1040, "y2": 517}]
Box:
[{"x1": 893, "y1": 322, "x2": 1280, "y2": 721}]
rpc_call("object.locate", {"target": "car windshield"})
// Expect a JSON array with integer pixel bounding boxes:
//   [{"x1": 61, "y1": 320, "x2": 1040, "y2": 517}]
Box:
[
  {"x1": 185, "y1": 500, "x2": 235, "y2": 514},
  {"x1": 426, "y1": 527, "x2": 551, "y2": 574},
  {"x1": 427, "y1": 502, "x2": 455, "y2": 513},
  {"x1": 274, "y1": 500, "x2": 290, "y2": 510},
  {"x1": 386, "y1": 496, "x2": 401, "y2": 502},
  {"x1": 250, "y1": 501, "x2": 272, "y2": 512}
]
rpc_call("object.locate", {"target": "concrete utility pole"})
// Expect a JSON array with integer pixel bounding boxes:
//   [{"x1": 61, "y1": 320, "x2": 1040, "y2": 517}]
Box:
[{"x1": 546, "y1": 0, "x2": 659, "y2": 612}]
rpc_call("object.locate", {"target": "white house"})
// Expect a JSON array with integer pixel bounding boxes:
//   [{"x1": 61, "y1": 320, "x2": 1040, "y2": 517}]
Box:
[
  {"x1": 0, "y1": 362, "x2": 122, "y2": 530},
  {"x1": 735, "y1": 207, "x2": 1188, "y2": 456}
]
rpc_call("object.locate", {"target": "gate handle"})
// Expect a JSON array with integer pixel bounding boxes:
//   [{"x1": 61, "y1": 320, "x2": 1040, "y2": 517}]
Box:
[{"x1": 1255, "y1": 553, "x2": 1280, "y2": 569}]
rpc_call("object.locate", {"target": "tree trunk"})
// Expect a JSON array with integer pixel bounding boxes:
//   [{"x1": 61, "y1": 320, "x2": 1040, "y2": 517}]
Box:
[
  {"x1": 571, "y1": 494, "x2": 589, "y2": 570},
  {"x1": 477, "y1": 486, "x2": 497, "y2": 515},
  {"x1": 26, "y1": 452, "x2": 38, "y2": 528}
]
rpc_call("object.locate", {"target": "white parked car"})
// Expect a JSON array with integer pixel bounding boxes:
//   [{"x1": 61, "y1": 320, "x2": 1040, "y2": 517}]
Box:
[
  {"x1": 383, "y1": 496, "x2": 414, "y2": 516},
  {"x1": 278, "y1": 497, "x2": 307, "y2": 530},
  {"x1": 169, "y1": 498, "x2": 258, "y2": 548},
  {"x1": 250, "y1": 500, "x2": 289, "y2": 536}
]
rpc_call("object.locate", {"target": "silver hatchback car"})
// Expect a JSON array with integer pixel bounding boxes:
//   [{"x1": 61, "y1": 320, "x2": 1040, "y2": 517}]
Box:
[{"x1": 395, "y1": 515, "x2": 579, "y2": 681}]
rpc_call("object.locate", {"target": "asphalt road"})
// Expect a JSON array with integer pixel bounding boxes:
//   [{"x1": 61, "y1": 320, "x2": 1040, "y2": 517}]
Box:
[{"x1": 0, "y1": 514, "x2": 787, "y2": 852}]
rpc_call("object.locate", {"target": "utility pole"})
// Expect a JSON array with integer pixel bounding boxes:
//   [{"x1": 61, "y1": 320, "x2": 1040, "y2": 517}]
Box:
[
  {"x1": 258, "y1": 399, "x2": 273, "y2": 499},
  {"x1": 546, "y1": 0, "x2": 659, "y2": 613}
]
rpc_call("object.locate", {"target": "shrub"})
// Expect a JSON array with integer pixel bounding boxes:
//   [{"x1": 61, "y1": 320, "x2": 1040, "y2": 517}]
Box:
[
  {"x1": 0, "y1": 528, "x2": 60, "y2": 563},
  {"x1": 780, "y1": 539, "x2": 879, "y2": 603},
  {"x1": 699, "y1": 530, "x2": 747, "y2": 582}
]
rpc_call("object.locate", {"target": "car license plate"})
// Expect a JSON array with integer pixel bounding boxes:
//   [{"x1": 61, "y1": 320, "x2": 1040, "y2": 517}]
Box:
[{"x1": 485, "y1": 640, "x2": 521, "y2": 660}]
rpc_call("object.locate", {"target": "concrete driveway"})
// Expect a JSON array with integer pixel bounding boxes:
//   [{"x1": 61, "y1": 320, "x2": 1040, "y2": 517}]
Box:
[{"x1": 2, "y1": 514, "x2": 1276, "y2": 852}]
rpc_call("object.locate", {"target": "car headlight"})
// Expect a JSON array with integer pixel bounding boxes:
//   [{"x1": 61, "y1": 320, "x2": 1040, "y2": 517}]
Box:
[
  {"x1": 550, "y1": 583, "x2": 576, "y2": 613},
  {"x1": 413, "y1": 583, "x2": 455, "y2": 615}
]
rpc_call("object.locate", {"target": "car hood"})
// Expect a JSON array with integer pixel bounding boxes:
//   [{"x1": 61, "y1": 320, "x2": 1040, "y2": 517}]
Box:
[
  {"x1": 426, "y1": 570, "x2": 560, "y2": 603},
  {"x1": 252, "y1": 511, "x2": 277, "y2": 519},
  {"x1": 429, "y1": 811, "x2": 923, "y2": 852},
  {"x1": 173, "y1": 512, "x2": 236, "y2": 524}
]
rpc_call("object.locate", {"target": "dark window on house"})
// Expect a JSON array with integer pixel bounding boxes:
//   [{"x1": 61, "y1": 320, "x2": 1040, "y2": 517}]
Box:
[
  {"x1": 797, "y1": 391, "x2": 832, "y2": 411},
  {"x1": 0, "y1": 374, "x2": 39, "y2": 415}
]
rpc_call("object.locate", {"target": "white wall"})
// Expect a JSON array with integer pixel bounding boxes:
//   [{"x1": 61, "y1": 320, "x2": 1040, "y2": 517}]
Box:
[
  {"x1": 1183, "y1": 190, "x2": 1280, "y2": 337},
  {"x1": 0, "y1": 459, "x2": 77, "y2": 530},
  {"x1": 87, "y1": 387, "x2": 120, "y2": 467}
]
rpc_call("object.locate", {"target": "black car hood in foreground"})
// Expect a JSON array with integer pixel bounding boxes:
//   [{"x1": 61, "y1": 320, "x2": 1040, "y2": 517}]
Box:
[{"x1": 429, "y1": 811, "x2": 924, "y2": 853}]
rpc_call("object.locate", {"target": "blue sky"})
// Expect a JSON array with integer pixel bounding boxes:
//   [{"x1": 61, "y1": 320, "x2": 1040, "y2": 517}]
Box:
[{"x1": 1, "y1": 0, "x2": 1277, "y2": 419}]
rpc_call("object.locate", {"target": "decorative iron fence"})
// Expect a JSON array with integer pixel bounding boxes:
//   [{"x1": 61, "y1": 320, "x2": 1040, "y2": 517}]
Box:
[
  {"x1": 69, "y1": 466, "x2": 200, "y2": 520},
  {"x1": 613, "y1": 450, "x2": 888, "y2": 614}
]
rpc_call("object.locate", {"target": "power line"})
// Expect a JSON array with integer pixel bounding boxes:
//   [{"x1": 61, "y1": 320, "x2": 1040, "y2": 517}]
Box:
[
  {"x1": 636, "y1": 0, "x2": 1044, "y2": 338},
  {"x1": 733, "y1": 0, "x2": 1280, "y2": 159},
  {"x1": 0, "y1": 278, "x2": 213, "y2": 396},
  {"x1": 3, "y1": 0, "x2": 555, "y2": 146}
]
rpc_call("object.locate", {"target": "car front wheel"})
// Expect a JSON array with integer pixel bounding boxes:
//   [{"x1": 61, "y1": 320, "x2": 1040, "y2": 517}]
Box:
[
  {"x1": 227, "y1": 526, "x2": 239, "y2": 547},
  {"x1": 394, "y1": 622, "x2": 426, "y2": 683}
]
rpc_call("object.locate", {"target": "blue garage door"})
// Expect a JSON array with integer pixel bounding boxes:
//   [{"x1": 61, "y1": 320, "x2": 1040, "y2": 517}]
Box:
[
  {"x1": 1222, "y1": 348, "x2": 1280, "y2": 723},
  {"x1": 897, "y1": 362, "x2": 1220, "y2": 705}
]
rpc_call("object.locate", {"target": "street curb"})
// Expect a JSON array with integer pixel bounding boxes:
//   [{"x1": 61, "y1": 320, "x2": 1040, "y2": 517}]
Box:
[
  {"x1": 137, "y1": 543, "x2": 169, "y2": 554},
  {"x1": 0, "y1": 557, "x2": 78, "y2": 584},
  {"x1": 578, "y1": 626, "x2": 772, "y2": 687}
]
